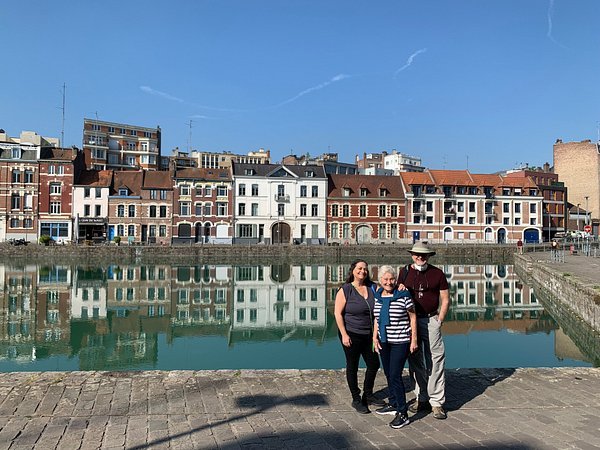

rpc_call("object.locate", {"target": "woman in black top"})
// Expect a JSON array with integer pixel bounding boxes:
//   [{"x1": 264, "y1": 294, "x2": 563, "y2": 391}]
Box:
[{"x1": 334, "y1": 259, "x2": 382, "y2": 414}]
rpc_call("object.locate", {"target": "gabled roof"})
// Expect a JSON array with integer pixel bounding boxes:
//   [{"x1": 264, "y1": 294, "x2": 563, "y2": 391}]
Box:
[
  {"x1": 233, "y1": 163, "x2": 326, "y2": 178},
  {"x1": 328, "y1": 174, "x2": 405, "y2": 197},
  {"x1": 470, "y1": 173, "x2": 503, "y2": 187},
  {"x1": 75, "y1": 170, "x2": 113, "y2": 187},
  {"x1": 38, "y1": 148, "x2": 77, "y2": 161},
  {"x1": 112, "y1": 171, "x2": 143, "y2": 196},
  {"x1": 428, "y1": 170, "x2": 475, "y2": 186},
  {"x1": 143, "y1": 171, "x2": 173, "y2": 189},
  {"x1": 174, "y1": 167, "x2": 231, "y2": 181},
  {"x1": 497, "y1": 175, "x2": 538, "y2": 189},
  {"x1": 398, "y1": 171, "x2": 435, "y2": 186}
]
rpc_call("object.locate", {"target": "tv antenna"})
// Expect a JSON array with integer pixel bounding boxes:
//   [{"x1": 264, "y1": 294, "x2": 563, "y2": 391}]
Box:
[
  {"x1": 59, "y1": 83, "x2": 66, "y2": 147},
  {"x1": 186, "y1": 120, "x2": 193, "y2": 152}
]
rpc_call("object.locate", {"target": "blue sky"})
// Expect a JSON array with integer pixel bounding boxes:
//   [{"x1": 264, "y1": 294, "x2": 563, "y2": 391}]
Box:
[{"x1": 2, "y1": 0, "x2": 600, "y2": 172}]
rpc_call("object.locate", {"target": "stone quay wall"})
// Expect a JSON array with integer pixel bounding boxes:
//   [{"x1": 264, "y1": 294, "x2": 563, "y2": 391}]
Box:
[
  {"x1": 0, "y1": 242, "x2": 521, "y2": 265},
  {"x1": 514, "y1": 254, "x2": 600, "y2": 334}
]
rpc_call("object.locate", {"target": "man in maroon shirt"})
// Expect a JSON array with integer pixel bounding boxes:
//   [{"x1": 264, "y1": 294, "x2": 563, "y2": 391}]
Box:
[{"x1": 399, "y1": 241, "x2": 449, "y2": 419}]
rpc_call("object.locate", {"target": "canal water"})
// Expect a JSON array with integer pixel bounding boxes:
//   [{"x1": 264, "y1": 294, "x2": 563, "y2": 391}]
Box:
[{"x1": 0, "y1": 261, "x2": 595, "y2": 372}]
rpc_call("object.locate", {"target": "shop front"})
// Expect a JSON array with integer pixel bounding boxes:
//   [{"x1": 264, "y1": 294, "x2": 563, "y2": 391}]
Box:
[{"x1": 77, "y1": 217, "x2": 107, "y2": 244}]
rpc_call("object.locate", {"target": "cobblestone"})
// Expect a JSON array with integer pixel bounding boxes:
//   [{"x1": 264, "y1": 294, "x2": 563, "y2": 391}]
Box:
[{"x1": 0, "y1": 368, "x2": 598, "y2": 449}]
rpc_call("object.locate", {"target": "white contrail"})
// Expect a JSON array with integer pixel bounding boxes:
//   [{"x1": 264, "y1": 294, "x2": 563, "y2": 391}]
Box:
[
  {"x1": 393, "y1": 48, "x2": 427, "y2": 78},
  {"x1": 271, "y1": 74, "x2": 351, "y2": 108},
  {"x1": 546, "y1": 0, "x2": 567, "y2": 48},
  {"x1": 189, "y1": 114, "x2": 216, "y2": 120},
  {"x1": 140, "y1": 86, "x2": 184, "y2": 103}
]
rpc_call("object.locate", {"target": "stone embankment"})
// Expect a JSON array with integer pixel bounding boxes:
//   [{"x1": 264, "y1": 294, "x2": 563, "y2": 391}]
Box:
[{"x1": 0, "y1": 242, "x2": 521, "y2": 265}]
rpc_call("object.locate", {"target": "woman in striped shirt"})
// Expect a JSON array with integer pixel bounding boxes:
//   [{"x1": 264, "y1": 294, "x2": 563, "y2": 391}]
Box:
[{"x1": 372, "y1": 265, "x2": 418, "y2": 429}]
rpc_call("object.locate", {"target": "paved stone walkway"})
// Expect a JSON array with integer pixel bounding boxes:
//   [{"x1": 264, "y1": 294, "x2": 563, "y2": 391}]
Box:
[{"x1": 0, "y1": 368, "x2": 598, "y2": 449}]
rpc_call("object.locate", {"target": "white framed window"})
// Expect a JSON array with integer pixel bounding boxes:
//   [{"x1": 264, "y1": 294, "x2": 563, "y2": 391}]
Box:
[
  {"x1": 50, "y1": 202, "x2": 61, "y2": 214},
  {"x1": 50, "y1": 183, "x2": 61, "y2": 194}
]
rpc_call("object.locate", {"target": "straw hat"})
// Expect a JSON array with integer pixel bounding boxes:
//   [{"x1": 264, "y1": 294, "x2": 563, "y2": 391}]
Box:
[{"x1": 408, "y1": 240, "x2": 436, "y2": 256}]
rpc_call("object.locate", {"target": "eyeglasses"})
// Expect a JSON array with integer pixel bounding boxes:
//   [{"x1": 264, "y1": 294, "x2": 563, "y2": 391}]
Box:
[{"x1": 411, "y1": 253, "x2": 430, "y2": 259}]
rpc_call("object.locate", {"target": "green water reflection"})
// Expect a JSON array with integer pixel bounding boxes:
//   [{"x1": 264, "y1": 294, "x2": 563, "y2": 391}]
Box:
[{"x1": 0, "y1": 262, "x2": 595, "y2": 371}]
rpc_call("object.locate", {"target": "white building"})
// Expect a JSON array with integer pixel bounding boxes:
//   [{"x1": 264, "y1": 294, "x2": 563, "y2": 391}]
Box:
[
  {"x1": 232, "y1": 163, "x2": 328, "y2": 244},
  {"x1": 383, "y1": 150, "x2": 424, "y2": 174},
  {"x1": 72, "y1": 170, "x2": 112, "y2": 243}
]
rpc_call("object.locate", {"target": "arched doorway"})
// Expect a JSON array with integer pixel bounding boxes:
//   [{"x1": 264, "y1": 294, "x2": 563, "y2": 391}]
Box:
[
  {"x1": 195, "y1": 223, "x2": 202, "y2": 243},
  {"x1": 523, "y1": 228, "x2": 540, "y2": 244},
  {"x1": 203, "y1": 222, "x2": 211, "y2": 243},
  {"x1": 270, "y1": 264, "x2": 291, "y2": 283},
  {"x1": 443, "y1": 227, "x2": 453, "y2": 241},
  {"x1": 272, "y1": 222, "x2": 290, "y2": 244},
  {"x1": 356, "y1": 225, "x2": 372, "y2": 244},
  {"x1": 497, "y1": 228, "x2": 507, "y2": 244},
  {"x1": 484, "y1": 227, "x2": 493, "y2": 242}
]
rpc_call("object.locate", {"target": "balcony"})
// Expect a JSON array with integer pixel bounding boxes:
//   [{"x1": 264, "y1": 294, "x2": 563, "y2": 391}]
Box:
[{"x1": 274, "y1": 194, "x2": 290, "y2": 203}]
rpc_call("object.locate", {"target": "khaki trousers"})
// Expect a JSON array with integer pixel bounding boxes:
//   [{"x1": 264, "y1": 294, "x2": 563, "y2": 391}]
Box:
[{"x1": 408, "y1": 316, "x2": 446, "y2": 407}]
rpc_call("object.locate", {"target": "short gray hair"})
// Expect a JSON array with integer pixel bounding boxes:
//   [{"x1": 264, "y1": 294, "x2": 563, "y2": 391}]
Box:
[{"x1": 378, "y1": 265, "x2": 397, "y2": 283}]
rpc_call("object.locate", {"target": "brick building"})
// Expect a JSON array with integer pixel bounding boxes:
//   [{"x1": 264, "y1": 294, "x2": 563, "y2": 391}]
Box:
[{"x1": 327, "y1": 174, "x2": 407, "y2": 244}]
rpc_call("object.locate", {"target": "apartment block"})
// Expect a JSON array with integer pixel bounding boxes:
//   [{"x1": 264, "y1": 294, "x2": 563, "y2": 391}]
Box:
[{"x1": 83, "y1": 119, "x2": 161, "y2": 171}]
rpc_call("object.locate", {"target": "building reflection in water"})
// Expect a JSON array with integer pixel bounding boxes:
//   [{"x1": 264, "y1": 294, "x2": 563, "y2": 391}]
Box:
[{"x1": 0, "y1": 262, "x2": 591, "y2": 370}]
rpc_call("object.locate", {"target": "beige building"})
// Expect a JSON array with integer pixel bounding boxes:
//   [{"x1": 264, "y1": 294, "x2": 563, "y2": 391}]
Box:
[
  {"x1": 553, "y1": 139, "x2": 599, "y2": 229},
  {"x1": 188, "y1": 148, "x2": 270, "y2": 169}
]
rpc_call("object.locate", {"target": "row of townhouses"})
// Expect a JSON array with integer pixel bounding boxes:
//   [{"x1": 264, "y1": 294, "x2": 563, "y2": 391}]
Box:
[{"x1": 0, "y1": 142, "x2": 547, "y2": 244}]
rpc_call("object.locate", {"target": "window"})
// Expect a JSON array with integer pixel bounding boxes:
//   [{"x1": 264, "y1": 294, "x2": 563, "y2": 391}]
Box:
[
  {"x1": 514, "y1": 203, "x2": 521, "y2": 213},
  {"x1": 238, "y1": 224, "x2": 255, "y2": 238},
  {"x1": 359, "y1": 205, "x2": 367, "y2": 217},
  {"x1": 117, "y1": 225, "x2": 124, "y2": 236},
  {"x1": 160, "y1": 206, "x2": 167, "y2": 217},
  {"x1": 300, "y1": 186, "x2": 307, "y2": 197},
  {"x1": 84, "y1": 188, "x2": 90, "y2": 198},
  {"x1": 342, "y1": 223, "x2": 350, "y2": 239},
  {"x1": 117, "y1": 205, "x2": 125, "y2": 217},
  {"x1": 217, "y1": 186, "x2": 227, "y2": 197},
  {"x1": 277, "y1": 204, "x2": 284, "y2": 216},
  {"x1": 180, "y1": 202, "x2": 191, "y2": 216},
  {"x1": 238, "y1": 184, "x2": 246, "y2": 196},
  {"x1": 251, "y1": 203, "x2": 258, "y2": 216},
  {"x1": 379, "y1": 205, "x2": 386, "y2": 217},
  {"x1": 330, "y1": 223, "x2": 338, "y2": 238},
  {"x1": 118, "y1": 188, "x2": 128, "y2": 196},
  {"x1": 11, "y1": 170, "x2": 21, "y2": 183},
  {"x1": 530, "y1": 203, "x2": 537, "y2": 213},
  {"x1": 128, "y1": 225, "x2": 135, "y2": 236},
  {"x1": 379, "y1": 224, "x2": 386, "y2": 239},
  {"x1": 312, "y1": 186, "x2": 318, "y2": 197},
  {"x1": 50, "y1": 202, "x2": 61, "y2": 214},
  {"x1": 238, "y1": 203, "x2": 246, "y2": 216},
  {"x1": 24, "y1": 171, "x2": 34, "y2": 183},
  {"x1": 217, "y1": 202, "x2": 227, "y2": 216},
  {"x1": 251, "y1": 184, "x2": 258, "y2": 196},
  {"x1": 149, "y1": 206, "x2": 157, "y2": 217},
  {"x1": 10, "y1": 218, "x2": 19, "y2": 228},
  {"x1": 300, "y1": 204, "x2": 307, "y2": 216},
  {"x1": 128, "y1": 205, "x2": 135, "y2": 217},
  {"x1": 469, "y1": 202, "x2": 476, "y2": 213},
  {"x1": 160, "y1": 190, "x2": 167, "y2": 200},
  {"x1": 84, "y1": 205, "x2": 90, "y2": 216},
  {"x1": 180, "y1": 185, "x2": 190, "y2": 196},
  {"x1": 360, "y1": 188, "x2": 368, "y2": 197},
  {"x1": 311, "y1": 204, "x2": 318, "y2": 217},
  {"x1": 342, "y1": 188, "x2": 351, "y2": 197},
  {"x1": 95, "y1": 205, "x2": 101, "y2": 217},
  {"x1": 530, "y1": 218, "x2": 537, "y2": 225},
  {"x1": 159, "y1": 225, "x2": 167, "y2": 237},
  {"x1": 204, "y1": 186, "x2": 212, "y2": 197},
  {"x1": 379, "y1": 188, "x2": 387, "y2": 197},
  {"x1": 515, "y1": 218, "x2": 521, "y2": 225},
  {"x1": 150, "y1": 190, "x2": 157, "y2": 200},
  {"x1": 331, "y1": 205, "x2": 339, "y2": 217},
  {"x1": 11, "y1": 194, "x2": 20, "y2": 209},
  {"x1": 204, "y1": 203, "x2": 212, "y2": 216},
  {"x1": 503, "y1": 203, "x2": 509, "y2": 213},
  {"x1": 427, "y1": 201, "x2": 433, "y2": 212},
  {"x1": 24, "y1": 218, "x2": 32, "y2": 228},
  {"x1": 342, "y1": 205, "x2": 350, "y2": 217},
  {"x1": 390, "y1": 205, "x2": 398, "y2": 217}
]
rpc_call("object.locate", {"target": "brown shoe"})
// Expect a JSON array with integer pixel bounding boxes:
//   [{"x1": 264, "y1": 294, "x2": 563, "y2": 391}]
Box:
[
  {"x1": 432, "y1": 406, "x2": 447, "y2": 419},
  {"x1": 408, "y1": 401, "x2": 431, "y2": 414}
]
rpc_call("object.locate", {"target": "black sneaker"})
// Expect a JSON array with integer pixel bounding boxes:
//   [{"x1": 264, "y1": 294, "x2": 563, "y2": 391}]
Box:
[
  {"x1": 351, "y1": 399, "x2": 370, "y2": 414},
  {"x1": 389, "y1": 412, "x2": 410, "y2": 429},
  {"x1": 375, "y1": 404, "x2": 396, "y2": 415},
  {"x1": 363, "y1": 394, "x2": 386, "y2": 407}
]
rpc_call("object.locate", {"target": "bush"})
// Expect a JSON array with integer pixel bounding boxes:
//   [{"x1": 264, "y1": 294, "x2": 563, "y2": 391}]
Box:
[
  {"x1": 113, "y1": 236, "x2": 121, "y2": 245},
  {"x1": 39, "y1": 235, "x2": 52, "y2": 245}
]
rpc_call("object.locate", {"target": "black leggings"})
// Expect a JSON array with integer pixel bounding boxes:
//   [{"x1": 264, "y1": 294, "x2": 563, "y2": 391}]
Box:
[{"x1": 340, "y1": 331, "x2": 380, "y2": 399}]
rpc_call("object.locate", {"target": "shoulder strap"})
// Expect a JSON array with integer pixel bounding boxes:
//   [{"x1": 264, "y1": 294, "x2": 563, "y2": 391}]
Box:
[{"x1": 400, "y1": 264, "x2": 410, "y2": 283}]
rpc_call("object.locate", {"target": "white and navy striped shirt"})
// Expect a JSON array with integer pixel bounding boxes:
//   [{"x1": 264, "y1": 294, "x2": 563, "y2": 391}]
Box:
[{"x1": 373, "y1": 289, "x2": 414, "y2": 344}]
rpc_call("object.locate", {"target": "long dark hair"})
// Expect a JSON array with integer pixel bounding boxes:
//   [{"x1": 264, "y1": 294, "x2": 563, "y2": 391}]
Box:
[{"x1": 344, "y1": 259, "x2": 373, "y2": 286}]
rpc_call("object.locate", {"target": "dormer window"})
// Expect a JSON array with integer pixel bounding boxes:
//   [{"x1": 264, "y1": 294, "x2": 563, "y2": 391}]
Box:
[
  {"x1": 118, "y1": 188, "x2": 128, "y2": 196},
  {"x1": 360, "y1": 188, "x2": 368, "y2": 197},
  {"x1": 244, "y1": 168, "x2": 255, "y2": 176},
  {"x1": 379, "y1": 188, "x2": 388, "y2": 197},
  {"x1": 11, "y1": 148, "x2": 20, "y2": 159},
  {"x1": 342, "y1": 188, "x2": 351, "y2": 197},
  {"x1": 305, "y1": 170, "x2": 314, "y2": 178}
]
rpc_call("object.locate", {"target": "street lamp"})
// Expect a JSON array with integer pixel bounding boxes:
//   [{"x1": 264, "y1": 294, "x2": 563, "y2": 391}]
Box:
[{"x1": 576, "y1": 203, "x2": 581, "y2": 230}]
